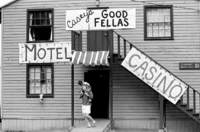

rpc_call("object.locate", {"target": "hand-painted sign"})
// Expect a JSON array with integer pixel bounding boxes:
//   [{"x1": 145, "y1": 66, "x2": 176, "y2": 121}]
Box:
[
  {"x1": 121, "y1": 47, "x2": 188, "y2": 104},
  {"x1": 19, "y1": 42, "x2": 72, "y2": 63},
  {"x1": 66, "y1": 8, "x2": 136, "y2": 30}
]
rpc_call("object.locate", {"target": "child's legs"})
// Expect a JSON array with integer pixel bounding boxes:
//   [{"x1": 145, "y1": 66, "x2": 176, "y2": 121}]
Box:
[
  {"x1": 82, "y1": 105, "x2": 95, "y2": 125},
  {"x1": 82, "y1": 113, "x2": 89, "y2": 122},
  {"x1": 85, "y1": 114, "x2": 95, "y2": 122},
  {"x1": 82, "y1": 105, "x2": 92, "y2": 124}
]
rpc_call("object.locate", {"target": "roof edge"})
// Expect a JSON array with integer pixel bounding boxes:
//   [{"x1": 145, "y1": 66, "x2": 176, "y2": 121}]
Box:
[{"x1": 0, "y1": 0, "x2": 18, "y2": 9}]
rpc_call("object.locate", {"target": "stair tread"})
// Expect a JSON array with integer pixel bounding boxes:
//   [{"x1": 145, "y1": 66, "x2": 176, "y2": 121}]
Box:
[
  {"x1": 179, "y1": 103, "x2": 187, "y2": 107},
  {"x1": 114, "y1": 128, "x2": 157, "y2": 132},
  {"x1": 192, "y1": 113, "x2": 199, "y2": 116},
  {"x1": 186, "y1": 108, "x2": 193, "y2": 111}
]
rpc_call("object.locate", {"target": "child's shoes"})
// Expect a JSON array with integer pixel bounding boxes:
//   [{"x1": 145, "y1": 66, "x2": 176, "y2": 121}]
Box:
[
  {"x1": 87, "y1": 123, "x2": 92, "y2": 128},
  {"x1": 92, "y1": 120, "x2": 96, "y2": 127}
]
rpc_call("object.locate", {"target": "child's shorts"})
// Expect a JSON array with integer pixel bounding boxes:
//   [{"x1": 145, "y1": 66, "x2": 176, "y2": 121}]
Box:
[{"x1": 82, "y1": 105, "x2": 91, "y2": 114}]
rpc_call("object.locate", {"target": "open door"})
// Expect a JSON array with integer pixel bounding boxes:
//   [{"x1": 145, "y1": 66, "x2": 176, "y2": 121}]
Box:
[{"x1": 84, "y1": 70, "x2": 109, "y2": 119}]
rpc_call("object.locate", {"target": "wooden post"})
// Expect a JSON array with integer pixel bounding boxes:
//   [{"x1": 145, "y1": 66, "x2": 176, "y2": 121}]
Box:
[
  {"x1": 117, "y1": 35, "x2": 121, "y2": 58},
  {"x1": 108, "y1": 30, "x2": 114, "y2": 128},
  {"x1": 159, "y1": 95, "x2": 166, "y2": 132},
  {"x1": 71, "y1": 31, "x2": 75, "y2": 127},
  {"x1": 71, "y1": 64, "x2": 74, "y2": 127}
]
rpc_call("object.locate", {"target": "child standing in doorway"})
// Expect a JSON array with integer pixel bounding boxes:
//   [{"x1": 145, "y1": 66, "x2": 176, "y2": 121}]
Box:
[{"x1": 78, "y1": 80, "x2": 96, "y2": 128}]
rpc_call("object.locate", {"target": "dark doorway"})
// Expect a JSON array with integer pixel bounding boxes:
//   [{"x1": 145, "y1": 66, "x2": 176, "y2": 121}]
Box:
[{"x1": 84, "y1": 70, "x2": 109, "y2": 119}]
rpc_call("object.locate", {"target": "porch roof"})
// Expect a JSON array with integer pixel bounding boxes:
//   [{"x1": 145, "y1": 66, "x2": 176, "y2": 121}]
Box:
[{"x1": 71, "y1": 51, "x2": 109, "y2": 66}]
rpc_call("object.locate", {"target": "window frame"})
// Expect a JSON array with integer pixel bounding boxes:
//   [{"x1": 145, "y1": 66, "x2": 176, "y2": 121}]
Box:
[
  {"x1": 144, "y1": 5, "x2": 174, "y2": 40},
  {"x1": 72, "y1": 31, "x2": 82, "y2": 51},
  {"x1": 26, "y1": 63, "x2": 54, "y2": 98},
  {"x1": 26, "y1": 8, "x2": 54, "y2": 43}
]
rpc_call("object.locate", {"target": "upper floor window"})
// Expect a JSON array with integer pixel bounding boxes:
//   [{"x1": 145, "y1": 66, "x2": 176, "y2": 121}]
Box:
[
  {"x1": 27, "y1": 64, "x2": 54, "y2": 98},
  {"x1": 144, "y1": 6, "x2": 173, "y2": 40},
  {"x1": 72, "y1": 31, "x2": 82, "y2": 51},
  {"x1": 27, "y1": 9, "x2": 54, "y2": 42}
]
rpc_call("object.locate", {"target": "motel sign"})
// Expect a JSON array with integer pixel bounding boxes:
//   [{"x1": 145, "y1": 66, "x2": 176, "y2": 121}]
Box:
[{"x1": 19, "y1": 42, "x2": 72, "y2": 63}]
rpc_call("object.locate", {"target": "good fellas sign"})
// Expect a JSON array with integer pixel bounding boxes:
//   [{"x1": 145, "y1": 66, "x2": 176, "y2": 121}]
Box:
[
  {"x1": 19, "y1": 42, "x2": 72, "y2": 63},
  {"x1": 121, "y1": 47, "x2": 188, "y2": 104},
  {"x1": 66, "y1": 8, "x2": 136, "y2": 30}
]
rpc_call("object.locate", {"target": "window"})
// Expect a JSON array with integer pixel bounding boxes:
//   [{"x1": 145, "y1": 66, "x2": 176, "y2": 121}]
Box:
[
  {"x1": 144, "y1": 6, "x2": 173, "y2": 40},
  {"x1": 27, "y1": 64, "x2": 54, "y2": 98},
  {"x1": 72, "y1": 31, "x2": 82, "y2": 51},
  {"x1": 27, "y1": 9, "x2": 53, "y2": 42}
]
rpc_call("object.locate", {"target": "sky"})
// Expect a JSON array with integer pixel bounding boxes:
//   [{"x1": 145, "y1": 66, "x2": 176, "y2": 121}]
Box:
[{"x1": 0, "y1": 0, "x2": 14, "y2": 8}]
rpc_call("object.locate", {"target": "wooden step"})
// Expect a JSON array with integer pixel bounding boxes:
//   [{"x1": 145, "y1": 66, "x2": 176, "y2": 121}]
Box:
[
  {"x1": 192, "y1": 113, "x2": 199, "y2": 117},
  {"x1": 186, "y1": 108, "x2": 193, "y2": 112},
  {"x1": 179, "y1": 103, "x2": 187, "y2": 107},
  {"x1": 71, "y1": 119, "x2": 110, "y2": 132},
  {"x1": 113, "y1": 128, "x2": 157, "y2": 132}
]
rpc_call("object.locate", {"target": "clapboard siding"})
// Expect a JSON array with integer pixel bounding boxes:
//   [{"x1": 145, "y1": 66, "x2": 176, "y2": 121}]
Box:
[
  {"x1": 1, "y1": 0, "x2": 95, "y2": 130},
  {"x1": 109, "y1": 0, "x2": 200, "y2": 92},
  {"x1": 112, "y1": 63, "x2": 159, "y2": 129},
  {"x1": 3, "y1": 119, "x2": 70, "y2": 131},
  {"x1": 108, "y1": 0, "x2": 200, "y2": 130},
  {"x1": 2, "y1": 0, "x2": 200, "y2": 131},
  {"x1": 112, "y1": 63, "x2": 159, "y2": 119}
]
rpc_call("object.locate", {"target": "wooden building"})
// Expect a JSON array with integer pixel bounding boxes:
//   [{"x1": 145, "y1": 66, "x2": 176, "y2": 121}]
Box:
[{"x1": 1, "y1": 0, "x2": 200, "y2": 132}]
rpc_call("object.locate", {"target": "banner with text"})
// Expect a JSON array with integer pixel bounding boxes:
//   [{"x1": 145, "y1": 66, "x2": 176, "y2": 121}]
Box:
[
  {"x1": 19, "y1": 42, "x2": 72, "y2": 63},
  {"x1": 66, "y1": 8, "x2": 136, "y2": 30},
  {"x1": 121, "y1": 47, "x2": 188, "y2": 104}
]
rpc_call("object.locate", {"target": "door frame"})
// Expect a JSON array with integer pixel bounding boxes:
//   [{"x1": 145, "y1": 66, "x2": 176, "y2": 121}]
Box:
[{"x1": 84, "y1": 69, "x2": 110, "y2": 119}]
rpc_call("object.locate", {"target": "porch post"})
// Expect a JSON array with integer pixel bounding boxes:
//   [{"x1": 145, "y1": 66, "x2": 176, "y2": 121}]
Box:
[
  {"x1": 108, "y1": 30, "x2": 114, "y2": 128},
  {"x1": 159, "y1": 95, "x2": 166, "y2": 132},
  {"x1": 109, "y1": 64, "x2": 113, "y2": 127},
  {"x1": 71, "y1": 31, "x2": 75, "y2": 127},
  {"x1": 71, "y1": 64, "x2": 75, "y2": 127}
]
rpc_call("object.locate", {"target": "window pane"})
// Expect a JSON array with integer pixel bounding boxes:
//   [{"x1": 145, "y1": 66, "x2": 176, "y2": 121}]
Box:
[
  {"x1": 42, "y1": 66, "x2": 52, "y2": 94},
  {"x1": 152, "y1": 23, "x2": 159, "y2": 37},
  {"x1": 47, "y1": 79, "x2": 52, "y2": 94},
  {"x1": 159, "y1": 23, "x2": 165, "y2": 37},
  {"x1": 35, "y1": 85, "x2": 40, "y2": 94},
  {"x1": 147, "y1": 23, "x2": 153, "y2": 37},
  {"x1": 41, "y1": 67, "x2": 47, "y2": 84},
  {"x1": 30, "y1": 68, "x2": 35, "y2": 79},
  {"x1": 29, "y1": 67, "x2": 39, "y2": 94},
  {"x1": 30, "y1": 27, "x2": 52, "y2": 41},
  {"x1": 41, "y1": 84, "x2": 47, "y2": 94},
  {"x1": 29, "y1": 13, "x2": 33, "y2": 26},
  {"x1": 72, "y1": 31, "x2": 82, "y2": 51},
  {"x1": 165, "y1": 23, "x2": 171, "y2": 36},
  {"x1": 46, "y1": 67, "x2": 52, "y2": 79},
  {"x1": 47, "y1": 12, "x2": 52, "y2": 25},
  {"x1": 35, "y1": 68, "x2": 40, "y2": 79},
  {"x1": 30, "y1": 82, "x2": 35, "y2": 94}
]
